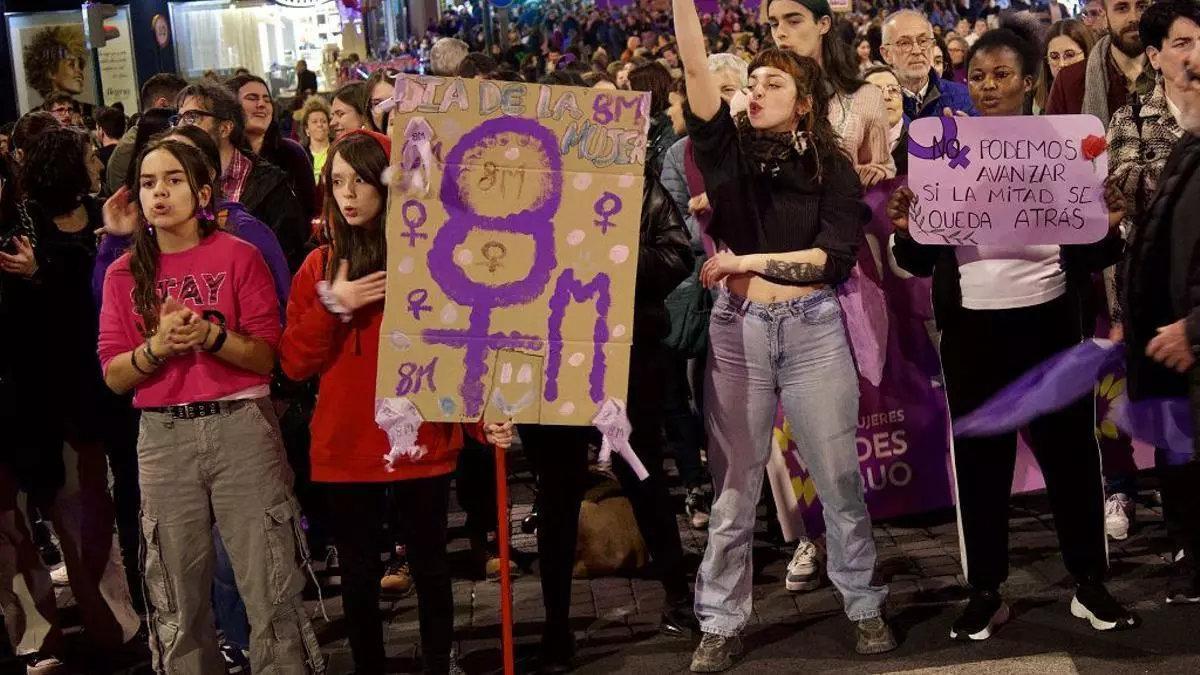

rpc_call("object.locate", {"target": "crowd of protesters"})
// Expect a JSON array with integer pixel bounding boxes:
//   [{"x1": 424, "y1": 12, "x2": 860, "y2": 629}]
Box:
[{"x1": 2, "y1": 0, "x2": 1200, "y2": 673}]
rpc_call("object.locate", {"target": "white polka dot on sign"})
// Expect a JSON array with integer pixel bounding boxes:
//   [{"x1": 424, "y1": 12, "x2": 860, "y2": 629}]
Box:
[
  {"x1": 617, "y1": 174, "x2": 635, "y2": 188},
  {"x1": 568, "y1": 352, "x2": 585, "y2": 367},
  {"x1": 440, "y1": 304, "x2": 458, "y2": 324},
  {"x1": 455, "y1": 249, "x2": 474, "y2": 266},
  {"x1": 566, "y1": 229, "x2": 585, "y2": 246},
  {"x1": 572, "y1": 173, "x2": 592, "y2": 190},
  {"x1": 559, "y1": 402, "x2": 576, "y2": 416},
  {"x1": 612, "y1": 324, "x2": 627, "y2": 337},
  {"x1": 504, "y1": 147, "x2": 520, "y2": 160},
  {"x1": 389, "y1": 331, "x2": 412, "y2": 350},
  {"x1": 609, "y1": 245, "x2": 630, "y2": 264},
  {"x1": 397, "y1": 256, "x2": 415, "y2": 274}
]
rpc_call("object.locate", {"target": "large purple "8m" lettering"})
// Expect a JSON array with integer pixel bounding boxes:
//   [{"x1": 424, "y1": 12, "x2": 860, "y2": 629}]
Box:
[{"x1": 422, "y1": 117, "x2": 561, "y2": 416}]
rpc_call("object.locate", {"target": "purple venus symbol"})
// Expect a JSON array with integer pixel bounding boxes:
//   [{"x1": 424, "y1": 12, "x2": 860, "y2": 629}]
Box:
[
  {"x1": 400, "y1": 199, "x2": 429, "y2": 246},
  {"x1": 908, "y1": 116, "x2": 972, "y2": 170},
  {"x1": 593, "y1": 191, "x2": 622, "y2": 234},
  {"x1": 406, "y1": 288, "x2": 432, "y2": 319}
]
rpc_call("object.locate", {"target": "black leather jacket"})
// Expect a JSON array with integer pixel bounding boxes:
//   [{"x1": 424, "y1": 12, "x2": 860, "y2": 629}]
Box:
[
  {"x1": 633, "y1": 171, "x2": 694, "y2": 346},
  {"x1": 1124, "y1": 134, "x2": 1200, "y2": 400},
  {"x1": 241, "y1": 157, "x2": 311, "y2": 273}
]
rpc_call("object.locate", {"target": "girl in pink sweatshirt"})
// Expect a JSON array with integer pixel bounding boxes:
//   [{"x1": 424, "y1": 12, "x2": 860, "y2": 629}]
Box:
[{"x1": 97, "y1": 139, "x2": 324, "y2": 673}]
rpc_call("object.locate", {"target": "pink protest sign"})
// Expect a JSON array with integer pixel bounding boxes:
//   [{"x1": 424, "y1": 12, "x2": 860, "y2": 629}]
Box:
[{"x1": 907, "y1": 114, "x2": 1109, "y2": 246}]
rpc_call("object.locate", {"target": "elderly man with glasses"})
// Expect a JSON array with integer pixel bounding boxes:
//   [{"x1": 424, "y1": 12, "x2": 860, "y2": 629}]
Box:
[
  {"x1": 882, "y1": 9, "x2": 977, "y2": 119},
  {"x1": 174, "y1": 81, "x2": 310, "y2": 272}
]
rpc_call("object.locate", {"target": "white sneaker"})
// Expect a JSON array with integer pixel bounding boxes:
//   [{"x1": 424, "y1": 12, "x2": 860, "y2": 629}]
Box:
[
  {"x1": 785, "y1": 538, "x2": 821, "y2": 592},
  {"x1": 1104, "y1": 493, "x2": 1133, "y2": 541},
  {"x1": 49, "y1": 565, "x2": 68, "y2": 587}
]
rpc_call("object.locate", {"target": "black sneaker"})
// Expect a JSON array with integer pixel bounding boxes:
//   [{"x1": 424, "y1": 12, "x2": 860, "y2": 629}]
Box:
[
  {"x1": 685, "y1": 487, "x2": 710, "y2": 530},
  {"x1": 1166, "y1": 559, "x2": 1200, "y2": 605},
  {"x1": 660, "y1": 598, "x2": 700, "y2": 638},
  {"x1": 219, "y1": 640, "x2": 250, "y2": 674},
  {"x1": 1070, "y1": 582, "x2": 1139, "y2": 631},
  {"x1": 321, "y1": 545, "x2": 340, "y2": 587},
  {"x1": 950, "y1": 589, "x2": 1010, "y2": 641},
  {"x1": 536, "y1": 631, "x2": 575, "y2": 675},
  {"x1": 32, "y1": 520, "x2": 61, "y2": 567},
  {"x1": 521, "y1": 509, "x2": 540, "y2": 535}
]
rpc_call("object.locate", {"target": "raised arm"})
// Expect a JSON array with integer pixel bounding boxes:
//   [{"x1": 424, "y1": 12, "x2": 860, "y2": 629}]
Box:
[{"x1": 674, "y1": 0, "x2": 719, "y2": 121}]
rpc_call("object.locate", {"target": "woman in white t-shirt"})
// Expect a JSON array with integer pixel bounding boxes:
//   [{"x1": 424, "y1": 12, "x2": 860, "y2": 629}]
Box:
[{"x1": 887, "y1": 20, "x2": 1139, "y2": 644}]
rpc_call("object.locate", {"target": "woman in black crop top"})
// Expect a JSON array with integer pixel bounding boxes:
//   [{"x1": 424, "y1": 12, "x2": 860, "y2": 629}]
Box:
[{"x1": 672, "y1": 0, "x2": 895, "y2": 668}]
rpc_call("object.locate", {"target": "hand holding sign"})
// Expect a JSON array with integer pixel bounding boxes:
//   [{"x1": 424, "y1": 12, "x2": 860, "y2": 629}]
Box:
[
  {"x1": 1103, "y1": 176, "x2": 1127, "y2": 231},
  {"x1": 886, "y1": 186, "x2": 916, "y2": 232},
  {"x1": 485, "y1": 421, "x2": 515, "y2": 449}
]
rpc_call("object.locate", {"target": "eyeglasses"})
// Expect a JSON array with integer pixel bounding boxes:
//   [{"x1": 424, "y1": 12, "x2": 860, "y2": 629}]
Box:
[
  {"x1": 886, "y1": 37, "x2": 935, "y2": 53},
  {"x1": 170, "y1": 110, "x2": 224, "y2": 127},
  {"x1": 875, "y1": 84, "x2": 902, "y2": 98}
]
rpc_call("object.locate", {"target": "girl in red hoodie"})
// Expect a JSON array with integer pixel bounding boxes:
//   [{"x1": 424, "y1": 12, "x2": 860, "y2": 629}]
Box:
[{"x1": 280, "y1": 130, "x2": 511, "y2": 674}]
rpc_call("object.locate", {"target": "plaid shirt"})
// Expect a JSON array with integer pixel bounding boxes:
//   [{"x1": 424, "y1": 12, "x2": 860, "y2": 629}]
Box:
[
  {"x1": 1108, "y1": 79, "x2": 1187, "y2": 236},
  {"x1": 1106, "y1": 79, "x2": 1186, "y2": 320}
]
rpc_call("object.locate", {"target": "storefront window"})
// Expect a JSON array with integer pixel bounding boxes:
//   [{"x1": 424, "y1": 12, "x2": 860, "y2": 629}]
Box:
[{"x1": 169, "y1": 0, "x2": 346, "y2": 94}]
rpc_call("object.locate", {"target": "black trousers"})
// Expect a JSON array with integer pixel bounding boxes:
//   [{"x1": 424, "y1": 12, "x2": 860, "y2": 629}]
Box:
[
  {"x1": 1158, "y1": 366, "x2": 1200, "y2": 564},
  {"x1": 519, "y1": 341, "x2": 688, "y2": 643},
  {"x1": 323, "y1": 476, "x2": 453, "y2": 674},
  {"x1": 941, "y1": 294, "x2": 1107, "y2": 591},
  {"x1": 99, "y1": 393, "x2": 144, "y2": 613},
  {"x1": 455, "y1": 434, "x2": 498, "y2": 546},
  {"x1": 663, "y1": 350, "x2": 707, "y2": 490}
]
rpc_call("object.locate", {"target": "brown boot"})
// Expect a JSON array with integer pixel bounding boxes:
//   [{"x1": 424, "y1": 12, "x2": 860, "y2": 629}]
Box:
[{"x1": 380, "y1": 559, "x2": 414, "y2": 597}]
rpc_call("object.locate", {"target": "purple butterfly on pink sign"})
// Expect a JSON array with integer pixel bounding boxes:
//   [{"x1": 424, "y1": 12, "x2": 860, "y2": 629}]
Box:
[{"x1": 906, "y1": 114, "x2": 1110, "y2": 246}]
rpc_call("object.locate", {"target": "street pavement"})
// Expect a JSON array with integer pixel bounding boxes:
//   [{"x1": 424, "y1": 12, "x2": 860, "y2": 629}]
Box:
[
  {"x1": 317, "y1": 452, "x2": 1199, "y2": 675},
  {"x1": 21, "y1": 450, "x2": 1200, "y2": 674}
]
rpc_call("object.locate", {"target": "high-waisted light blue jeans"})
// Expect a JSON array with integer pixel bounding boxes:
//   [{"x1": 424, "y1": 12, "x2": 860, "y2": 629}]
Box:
[{"x1": 695, "y1": 288, "x2": 887, "y2": 636}]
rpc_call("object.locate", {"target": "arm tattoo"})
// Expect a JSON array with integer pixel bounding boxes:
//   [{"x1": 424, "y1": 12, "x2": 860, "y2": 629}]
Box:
[{"x1": 761, "y1": 259, "x2": 826, "y2": 284}]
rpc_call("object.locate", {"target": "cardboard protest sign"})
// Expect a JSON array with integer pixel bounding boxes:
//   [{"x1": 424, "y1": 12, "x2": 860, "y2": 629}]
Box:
[
  {"x1": 906, "y1": 115, "x2": 1110, "y2": 246},
  {"x1": 377, "y1": 76, "x2": 650, "y2": 426}
]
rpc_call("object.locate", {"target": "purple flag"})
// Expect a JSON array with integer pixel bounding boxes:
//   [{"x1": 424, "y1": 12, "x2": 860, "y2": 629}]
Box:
[
  {"x1": 838, "y1": 263, "x2": 889, "y2": 387},
  {"x1": 1111, "y1": 396, "x2": 1193, "y2": 459},
  {"x1": 954, "y1": 339, "x2": 1125, "y2": 437}
]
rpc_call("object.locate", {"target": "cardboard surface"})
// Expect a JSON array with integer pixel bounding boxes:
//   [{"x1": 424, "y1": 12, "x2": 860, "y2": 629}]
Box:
[
  {"x1": 377, "y1": 76, "x2": 650, "y2": 425},
  {"x1": 907, "y1": 114, "x2": 1110, "y2": 246}
]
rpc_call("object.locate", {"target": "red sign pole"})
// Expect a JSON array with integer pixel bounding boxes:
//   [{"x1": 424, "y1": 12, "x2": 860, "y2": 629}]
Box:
[{"x1": 493, "y1": 443, "x2": 515, "y2": 675}]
